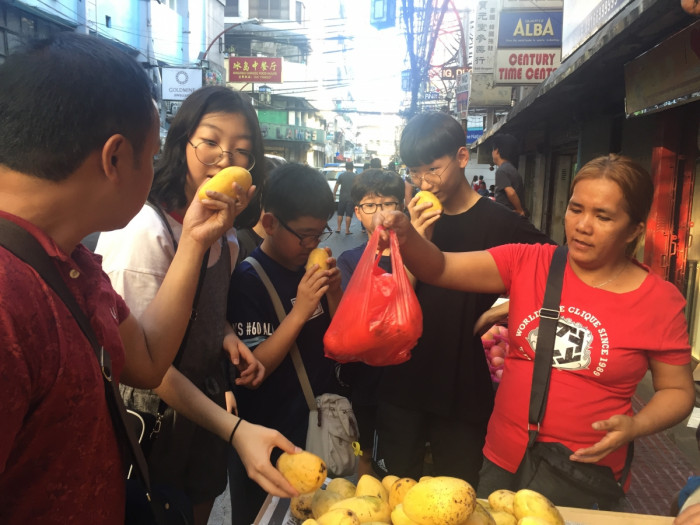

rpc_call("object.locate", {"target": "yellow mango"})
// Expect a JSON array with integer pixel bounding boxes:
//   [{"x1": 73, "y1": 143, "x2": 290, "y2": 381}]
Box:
[
  {"x1": 312, "y1": 489, "x2": 345, "y2": 519},
  {"x1": 390, "y1": 504, "x2": 420, "y2": 525},
  {"x1": 305, "y1": 247, "x2": 330, "y2": 271},
  {"x1": 463, "y1": 501, "x2": 496, "y2": 525},
  {"x1": 381, "y1": 475, "x2": 399, "y2": 493},
  {"x1": 488, "y1": 489, "x2": 516, "y2": 515},
  {"x1": 197, "y1": 166, "x2": 252, "y2": 201},
  {"x1": 317, "y1": 508, "x2": 361, "y2": 525},
  {"x1": 516, "y1": 517, "x2": 554, "y2": 525},
  {"x1": 328, "y1": 495, "x2": 391, "y2": 523},
  {"x1": 302, "y1": 520, "x2": 320, "y2": 525},
  {"x1": 512, "y1": 490, "x2": 563, "y2": 525},
  {"x1": 490, "y1": 511, "x2": 517, "y2": 525},
  {"x1": 291, "y1": 491, "x2": 316, "y2": 520},
  {"x1": 276, "y1": 451, "x2": 327, "y2": 494},
  {"x1": 388, "y1": 477, "x2": 417, "y2": 510},
  {"x1": 402, "y1": 476, "x2": 476, "y2": 525},
  {"x1": 355, "y1": 474, "x2": 388, "y2": 503},
  {"x1": 325, "y1": 478, "x2": 357, "y2": 499},
  {"x1": 415, "y1": 190, "x2": 443, "y2": 214}
]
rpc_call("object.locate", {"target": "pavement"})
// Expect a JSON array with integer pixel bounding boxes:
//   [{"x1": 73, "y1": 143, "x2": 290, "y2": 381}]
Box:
[{"x1": 209, "y1": 215, "x2": 700, "y2": 522}]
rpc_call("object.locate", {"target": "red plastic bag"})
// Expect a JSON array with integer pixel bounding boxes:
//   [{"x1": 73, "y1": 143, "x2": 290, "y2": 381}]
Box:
[{"x1": 323, "y1": 227, "x2": 422, "y2": 366}]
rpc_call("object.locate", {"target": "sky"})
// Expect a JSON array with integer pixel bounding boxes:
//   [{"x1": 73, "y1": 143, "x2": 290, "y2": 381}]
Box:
[{"x1": 302, "y1": 0, "x2": 476, "y2": 116}]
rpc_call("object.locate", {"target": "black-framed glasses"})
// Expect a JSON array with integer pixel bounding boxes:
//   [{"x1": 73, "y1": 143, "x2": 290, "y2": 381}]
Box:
[
  {"x1": 357, "y1": 201, "x2": 400, "y2": 214},
  {"x1": 277, "y1": 217, "x2": 333, "y2": 248},
  {"x1": 408, "y1": 156, "x2": 455, "y2": 186},
  {"x1": 188, "y1": 140, "x2": 256, "y2": 170}
]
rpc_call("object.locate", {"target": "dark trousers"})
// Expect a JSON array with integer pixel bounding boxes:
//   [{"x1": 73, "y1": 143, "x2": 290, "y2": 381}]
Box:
[
  {"x1": 227, "y1": 449, "x2": 267, "y2": 525},
  {"x1": 372, "y1": 401, "x2": 487, "y2": 487}
]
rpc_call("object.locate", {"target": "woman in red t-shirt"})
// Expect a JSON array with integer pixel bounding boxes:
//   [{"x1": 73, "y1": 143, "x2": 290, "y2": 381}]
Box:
[{"x1": 377, "y1": 154, "x2": 694, "y2": 509}]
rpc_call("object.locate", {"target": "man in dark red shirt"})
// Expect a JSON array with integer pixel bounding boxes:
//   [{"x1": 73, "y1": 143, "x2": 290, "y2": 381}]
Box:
[{"x1": 0, "y1": 33, "x2": 288, "y2": 524}]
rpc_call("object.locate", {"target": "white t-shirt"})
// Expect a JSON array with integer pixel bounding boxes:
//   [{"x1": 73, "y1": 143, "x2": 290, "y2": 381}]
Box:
[{"x1": 95, "y1": 204, "x2": 239, "y2": 316}]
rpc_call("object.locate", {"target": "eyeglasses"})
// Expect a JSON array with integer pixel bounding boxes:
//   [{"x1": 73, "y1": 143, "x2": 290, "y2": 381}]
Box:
[
  {"x1": 277, "y1": 217, "x2": 333, "y2": 248},
  {"x1": 408, "y1": 156, "x2": 455, "y2": 186},
  {"x1": 188, "y1": 140, "x2": 256, "y2": 170},
  {"x1": 357, "y1": 201, "x2": 400, "y2": 214}
]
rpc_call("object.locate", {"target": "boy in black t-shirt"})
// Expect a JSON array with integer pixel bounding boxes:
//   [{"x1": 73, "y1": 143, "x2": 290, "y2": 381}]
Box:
[
  {"x1": 226, "y1": 163, "x2": 342, "y2": 525},
  {"x1": 372, "y1": 112, "x2": 552, "y2": 487},
  {"x1": 336, "y1": 168, "x2": 406, "y2": 477}
]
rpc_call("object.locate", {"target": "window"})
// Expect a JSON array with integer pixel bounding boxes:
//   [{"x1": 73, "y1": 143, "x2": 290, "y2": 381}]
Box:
[
  {"x1": 225, "y1": 0, "x2": 239, "y2": 17},
  {"x1": 296, "y1": 1, "x2": 304, "y2": 23},
  {"x1": 249, "y1": 0, "x2": 289, "y2": 20},
  {"x1": 105, "y1": 16, "x2": 112, "y2": 28}
]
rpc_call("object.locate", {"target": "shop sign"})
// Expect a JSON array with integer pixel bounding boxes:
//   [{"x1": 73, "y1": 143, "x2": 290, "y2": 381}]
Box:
[
  {"x1": 502, "y1": 0, "x2": 563, "y2": 7},
  {"x1": 229, "y1": 57, "x2": 282, "y2": 83},
  {"x1": 161, "y1": 67, "x2": 203, "y2": 101},
  {"x1": 494, "y1": 49, "x2": 560, "y2": 85},
  {"x1": 440, "y1": 66, "x2": 470, "y2": 80},
  {"x1": 562, "y1": 0, "x2": 631, "y2": 59},
  {"x1": 455, "y1": 72, "x2": 471, "y2": 119},
  {"x1": 624, "y1": 19, "x2": 700, "y2": 116},
  {"x1": 470, "y1": 73, "x2": 513, "y2": 106},
  {"x1": 497, "y1": 11, "x2": 562, "y2": 48},
  {"x1": 472, "y1": 0, "x2": 499, "y2": 74}
]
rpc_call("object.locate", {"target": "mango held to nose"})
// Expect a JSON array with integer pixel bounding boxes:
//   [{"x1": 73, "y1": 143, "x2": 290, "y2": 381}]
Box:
[
  {"x1": 306, "y1": 248, "x2": 330, "y2": 272},
  {"x1": 276, "y1": 450, "x2": 327, "y2": 494},
  {"x1": 198, "y1": 166, "x2": 252, "y2": 201},
  {"x1": 414, "y1": 191, "x2": 443, "y2": 213}
]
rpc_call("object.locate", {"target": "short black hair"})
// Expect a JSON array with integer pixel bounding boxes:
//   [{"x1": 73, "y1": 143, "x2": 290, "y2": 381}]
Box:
[
  {"x1": 370, "y1": 158, "x2": 382, "y2": 168},
  {"x1": 351, "y1": 169, "x2": 405, "y2": 205},
  {"x1": 262, "y1": 163, "x2": 334, "y2": 223},
  {"x1": 491, "y1": 133, "x2": 519, "y2": 164},
  {"x1": 150, "y1": 86, "x2": 266, "y2": 229},
  {"x1": 399, "y1": 112, "x2": 466, "y2": 167},
  {"x1": 0, "y1": 32, "x2": 155, "y2": 182},
  {"x1": 345, "y1": 161, "x2": 354, "y2": 171}
]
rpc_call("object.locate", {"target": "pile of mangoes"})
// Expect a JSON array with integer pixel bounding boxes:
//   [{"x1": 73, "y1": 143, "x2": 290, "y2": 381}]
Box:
[{"x1": 277, "y1": 451, "x2": 564, "y2": 525}]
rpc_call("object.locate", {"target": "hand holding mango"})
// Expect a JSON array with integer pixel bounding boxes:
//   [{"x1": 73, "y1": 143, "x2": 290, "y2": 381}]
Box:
[
  {"x1": 198, "y1": 166, "x2": 252, "y2": 201},
  {"x1": 414, "y1": 190, "x2": 443, "y2": 214},
  {"x1": 306, "y1": 248, "x2": 330, "y2": 272}
]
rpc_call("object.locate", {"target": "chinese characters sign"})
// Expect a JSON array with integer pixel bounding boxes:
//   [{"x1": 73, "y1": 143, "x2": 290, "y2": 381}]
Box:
[
  {"x1": 472, "y1": 0, "x2": 499, "y2": 74},
  {"x1": 229, "y1": 57, "x2": 282, "y2": 83}
]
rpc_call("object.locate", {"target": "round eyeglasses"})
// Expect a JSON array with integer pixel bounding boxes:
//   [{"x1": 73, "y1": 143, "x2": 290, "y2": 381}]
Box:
[
  {"x1": 408, "y1": 156, "x2": 455, "y2": 186},
  {"x1": 357, "y1": 201, "x2": 400, "y2": 214},
  {"x1": 188, "y1": 140, "x2": 256, "y2": 170},
  {"x1": 277, "y1": 217, "x2": 333, "y2": 248}
]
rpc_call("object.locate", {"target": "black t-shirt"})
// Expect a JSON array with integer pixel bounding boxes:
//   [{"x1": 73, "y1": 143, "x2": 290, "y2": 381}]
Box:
[
  {"x1": 377, "y1": 197, "x2": 553, "y2": 421},
  {"x1": 227, "y1": 247, "x2": 339, "y2": 446}
]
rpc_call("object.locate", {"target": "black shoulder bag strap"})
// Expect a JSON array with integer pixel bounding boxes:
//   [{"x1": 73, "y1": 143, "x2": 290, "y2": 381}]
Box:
[
  {"x1": 527, "y1": 245, "x2": 633, "y2": 485},
  {"x1": 144, "y1": 199, "x2": 209, "y2": 434},
  {"x1": 0, "y1": 218, "x2": 154, "y2": 500},
  {"x1": 528, "y1": 245, "x2": 567, "y2": 446}
]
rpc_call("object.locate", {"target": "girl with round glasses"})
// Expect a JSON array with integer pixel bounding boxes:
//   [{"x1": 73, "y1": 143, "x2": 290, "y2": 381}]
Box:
[{"x1": 97, "y1": 86, "x2": 296, "y2": 524}]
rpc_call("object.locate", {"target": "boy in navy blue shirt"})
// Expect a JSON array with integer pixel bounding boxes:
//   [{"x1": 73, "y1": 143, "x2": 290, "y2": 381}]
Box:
[
  {"x1": 336, "y1": 168, "x2": 406, "y2": 477},
  {"x1": 226, "y1": 163, "x2": 342, "y2": 524}
]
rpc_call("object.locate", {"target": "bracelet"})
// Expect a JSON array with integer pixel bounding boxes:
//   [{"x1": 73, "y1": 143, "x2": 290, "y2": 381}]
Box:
[{"x1": 228, "y1": 418, "x2": 243, "y2": 445}]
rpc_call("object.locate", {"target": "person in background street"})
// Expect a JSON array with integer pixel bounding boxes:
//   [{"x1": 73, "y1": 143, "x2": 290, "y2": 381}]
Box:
[
  {"x1": 377, "y1": 154, "x2": 694, "y2": 510},
  {"x1": 333, "y1": 161, "x2": 356, "y2": 235},
  {"x1": 492, "y1": 133, "x2": 528, "y2": 217},
  {"x1": 97, "y1": 86, "x2": 297, "y2": 525},
  {"x1": 371, "y1": 111, "x2": 552, "y2": 488},
  {"x1": 336, "y1": 168, "x2": 406, "y2": 477},
  {"x1": 472, "y1": 175, "x2": 480, "y2": 191},
  {"x1": 370, "y1": 157, "x2": 382, "y2": 169},
  {"x1": 227, "y1": 163, "x2": 344, "y2": 525},
  {"x1": 0, "y1": 32, "x2": 296, "y2": 525},
  {"x1": 478, "y1": 180, "x2": 490, "y2": 197}
]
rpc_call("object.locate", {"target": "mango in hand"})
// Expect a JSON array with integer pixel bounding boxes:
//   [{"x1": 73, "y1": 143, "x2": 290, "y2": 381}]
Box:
[
  {"x1": 276, "y1": 451, "x2": 327, "y2": 494},
  {"x1": 306, "y1": 248, "x2": 330, "y2": 272},
  {"x1": 198, "y1": 166, "x2": 252, "y2": 201},
  {"x1": 415, "y1": 190, "x2": 442, "y2": 214}
]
